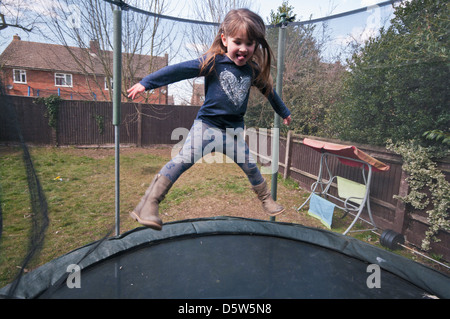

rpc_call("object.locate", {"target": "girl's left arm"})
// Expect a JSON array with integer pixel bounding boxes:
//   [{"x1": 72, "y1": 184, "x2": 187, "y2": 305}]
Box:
[{"x1": 266, "y1": 89, "x2": 292, "y2": 125}]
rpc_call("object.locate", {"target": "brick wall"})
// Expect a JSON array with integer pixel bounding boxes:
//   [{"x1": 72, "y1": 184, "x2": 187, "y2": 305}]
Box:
[{"x1": 1, "y1": 68, "x2": 167, "y2": 103}]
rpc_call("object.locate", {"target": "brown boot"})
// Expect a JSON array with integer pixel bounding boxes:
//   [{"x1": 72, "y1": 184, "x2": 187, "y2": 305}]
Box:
[
  {"x1": 130, "y1": 174, "x2": 173, "y2": 230},
  {"x1": 252, "y1": 180, "x2": 285, "y2": 216}
]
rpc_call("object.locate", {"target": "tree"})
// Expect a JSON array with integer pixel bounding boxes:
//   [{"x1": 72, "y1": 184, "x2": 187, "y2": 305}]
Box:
[
  {"x1": 0, "y1": 1, "x2": 35, "y2": 32},
  {"x1": 0, "y1": 0, "x2": 43, "y2": 50},
  {"x1": 328, "y1": 0, "x2": 449, "y2": 146},
  {"x1": 245, "y1": 1, "x2": 345, "y2": 136},
  {"x1": 35, "y1": 0, "x2": 176, "y2": 102},
  {"x1": 266, "y1": 1, "x2": 297, "y2": 25},
  {"x1": 246, "y1": 1, "x2": 298, "y2": 131}
]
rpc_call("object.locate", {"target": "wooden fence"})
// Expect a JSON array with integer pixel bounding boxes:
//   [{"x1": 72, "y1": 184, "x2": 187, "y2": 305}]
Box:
[
  {"x1": 0, "y1": 95, "x2": 200, "y2": 146},
  {"x1": 1, "y1": 95, "x2": 448, "y2": 260}
]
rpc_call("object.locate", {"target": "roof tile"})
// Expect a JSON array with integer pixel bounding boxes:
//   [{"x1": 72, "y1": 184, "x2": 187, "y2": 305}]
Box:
[{"x1": 0, "y1": 38, "x2": 167, "y2": 79}]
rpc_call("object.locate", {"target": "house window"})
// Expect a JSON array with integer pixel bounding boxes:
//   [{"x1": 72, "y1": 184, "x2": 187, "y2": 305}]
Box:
[
  {"x1": 13, "y1": 69, "x2": 27, "y2": 84},
  {"x1": 55, "y1": 73, "x2": 72, "y2": 87},
  {"x1": 105, "y1": 77, "x2": 113, "y2": 90}
]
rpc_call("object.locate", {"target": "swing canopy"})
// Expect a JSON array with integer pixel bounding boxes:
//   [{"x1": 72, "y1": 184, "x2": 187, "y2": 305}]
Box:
[{"x1": 303, "y1": 138, "x2": 390, "y2": 172}]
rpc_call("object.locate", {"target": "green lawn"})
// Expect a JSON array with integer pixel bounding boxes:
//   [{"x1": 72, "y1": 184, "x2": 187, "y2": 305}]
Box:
[{"x1": 1, "y1": 145, "x2": 448, "y2": 288}]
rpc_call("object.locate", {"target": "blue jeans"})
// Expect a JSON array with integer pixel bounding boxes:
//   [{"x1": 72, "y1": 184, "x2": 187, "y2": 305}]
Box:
[{"x1": 159, "y1": 120, "x2": 264, "y2": 186}]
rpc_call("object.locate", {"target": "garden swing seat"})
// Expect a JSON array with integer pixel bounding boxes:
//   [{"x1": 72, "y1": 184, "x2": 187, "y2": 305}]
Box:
[{"x1": 297, "y1": 138, "x2": 390, "y2": 235}]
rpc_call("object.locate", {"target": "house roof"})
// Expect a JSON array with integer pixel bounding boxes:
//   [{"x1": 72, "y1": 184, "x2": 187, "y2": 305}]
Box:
[{"x1": 0, "y1": 36, "x2": 168, "y2": 79}]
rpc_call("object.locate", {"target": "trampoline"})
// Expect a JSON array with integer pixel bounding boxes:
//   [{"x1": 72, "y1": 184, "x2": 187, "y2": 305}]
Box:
[{"x1": 1, "y1": 217, "x2": 449, "y2": 299}]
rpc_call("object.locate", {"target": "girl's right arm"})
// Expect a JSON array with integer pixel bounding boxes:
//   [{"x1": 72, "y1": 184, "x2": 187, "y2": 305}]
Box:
[
  {"x1": 127, "y1": 83, "x2": 146, "y2": 99},
  {"x1": 127, "y1": 59, "x2": 203, "y2": 100}
]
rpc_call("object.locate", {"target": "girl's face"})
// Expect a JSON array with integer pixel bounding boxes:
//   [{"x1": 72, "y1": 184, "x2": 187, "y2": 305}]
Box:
[{"x1": 221, "y1": 31, "x2": 256, "y2": 66}]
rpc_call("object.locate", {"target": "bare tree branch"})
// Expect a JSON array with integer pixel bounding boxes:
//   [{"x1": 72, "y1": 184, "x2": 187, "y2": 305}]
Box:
[
  {"x1": 35, "y1": 0, "x2": 178, "y2": 102},
  {"x1": 0, "y1": 13, "x2": 33, "y2": 31}
]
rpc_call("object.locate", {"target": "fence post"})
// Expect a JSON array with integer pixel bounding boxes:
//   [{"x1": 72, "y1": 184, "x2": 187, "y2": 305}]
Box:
[
  {"x1": 137, "y1": 103, "x2": 142, "y2": 147},
  {"x1": 393, "y1": 168, "x2": 409, "y2": 234},
  {"x1": 51, "y1": 127, "x2": 58, "y2": 146},
  {"x1": 283, "y1": 130, "x2": 293, "y2": 179}
]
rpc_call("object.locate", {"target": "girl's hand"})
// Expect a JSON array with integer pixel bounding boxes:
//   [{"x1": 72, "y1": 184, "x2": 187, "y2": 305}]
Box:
[
  {"x1": 127, "y1": 83, "x2": 146, "y2": 99},
  {"x1": 283, "y1": 115, "x2": 292, "y2": 126}
]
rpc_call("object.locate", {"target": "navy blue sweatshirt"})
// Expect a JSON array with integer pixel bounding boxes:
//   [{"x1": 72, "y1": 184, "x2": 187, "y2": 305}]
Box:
[{"x1": 139, "y1": 55, "x2": 291, "y2": 130}]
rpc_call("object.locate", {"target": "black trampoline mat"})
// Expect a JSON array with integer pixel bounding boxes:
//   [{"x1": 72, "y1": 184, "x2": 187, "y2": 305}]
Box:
[{"x1": 45, "y1": 234, "x2": 430, "y2": 299}]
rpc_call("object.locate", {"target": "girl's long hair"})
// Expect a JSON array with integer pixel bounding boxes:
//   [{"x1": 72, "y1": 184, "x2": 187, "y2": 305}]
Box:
[{"x1": 200, "y1": 9, "x2": 274, "y2": 96}]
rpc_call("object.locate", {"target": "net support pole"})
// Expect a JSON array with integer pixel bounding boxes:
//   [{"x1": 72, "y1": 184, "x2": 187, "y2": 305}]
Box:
[
  {"x1": 271, "y1": 14, "x2": 287, "y2": 221},
  {"x1": 113, "y1": 7, "x2": 122, "y2": 236}
]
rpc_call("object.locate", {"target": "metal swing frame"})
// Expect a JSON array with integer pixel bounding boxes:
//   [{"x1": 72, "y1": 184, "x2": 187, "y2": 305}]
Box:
[{"x1": 297, "y1": 151, "x2": 377, "y2": 235}]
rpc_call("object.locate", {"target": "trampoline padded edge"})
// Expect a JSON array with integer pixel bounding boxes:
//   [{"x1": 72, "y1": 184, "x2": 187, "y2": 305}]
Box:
[{"x1": 1, "y1": 216, "x2": 449, "y2": 299}]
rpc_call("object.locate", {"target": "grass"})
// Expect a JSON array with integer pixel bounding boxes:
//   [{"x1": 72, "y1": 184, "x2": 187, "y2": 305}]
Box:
[
  {"x1": 0, "y1": 146, "x2": 166, "y2": 286},
  {"x1": 0, "y1": 145, "x2": 448, "y2": 288}
]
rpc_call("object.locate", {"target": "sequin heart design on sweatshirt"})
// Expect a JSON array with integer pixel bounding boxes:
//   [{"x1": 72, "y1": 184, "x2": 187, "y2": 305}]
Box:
[{"x1": 219, "y1": 70, "x2": 251, "y2": 108}]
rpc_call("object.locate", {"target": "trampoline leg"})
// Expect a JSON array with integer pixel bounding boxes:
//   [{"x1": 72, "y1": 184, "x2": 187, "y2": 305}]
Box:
[
  {"x1": 252, "y1": 180, "x2": 285, "y2": 216},
  {"x1": 130, "y1": 174, "x2": 173, "y2": 230}
]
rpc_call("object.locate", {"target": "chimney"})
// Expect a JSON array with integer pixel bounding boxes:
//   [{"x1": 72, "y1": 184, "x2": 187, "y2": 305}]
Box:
[
  {"x1": 90, "y1": 39, "x2": 100, "y2": 54},
  {"x1": 13, "y1": 34, "x2": 21, "y2": 41}
]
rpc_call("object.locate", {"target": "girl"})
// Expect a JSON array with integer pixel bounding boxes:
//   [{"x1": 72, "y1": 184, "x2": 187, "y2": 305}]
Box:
[{"x1": 127, "y1": 8, "x2": 292, "y2": 230}]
